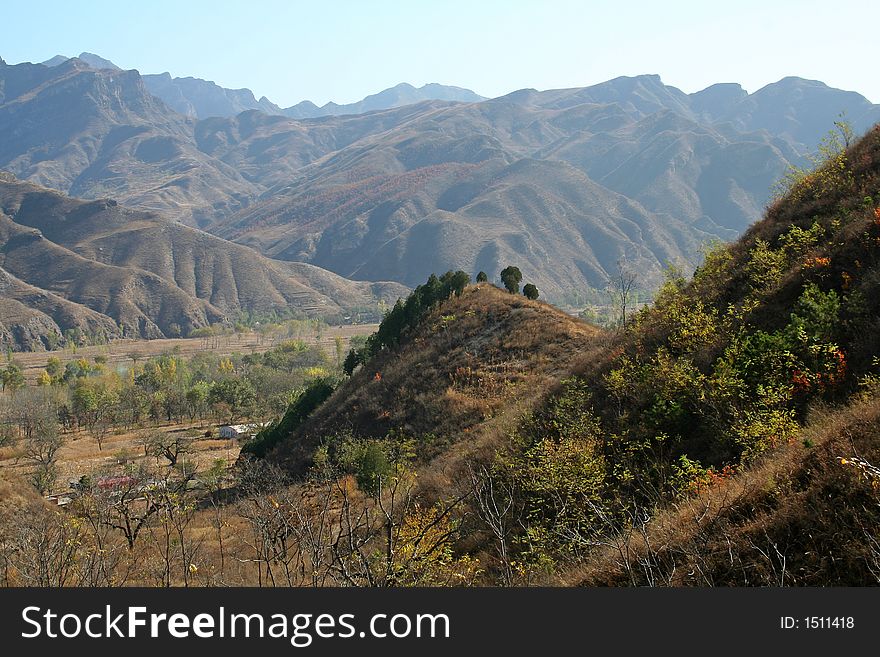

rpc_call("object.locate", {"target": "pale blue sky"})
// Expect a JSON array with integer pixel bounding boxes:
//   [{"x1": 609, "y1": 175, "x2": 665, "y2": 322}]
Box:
[{"x1": 2, "y1": 0, "x2": 877, "y2": 106}]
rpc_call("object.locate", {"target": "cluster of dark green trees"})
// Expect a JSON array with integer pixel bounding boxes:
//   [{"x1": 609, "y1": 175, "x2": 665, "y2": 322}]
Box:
[
  {"x1": 241, "y1": 378, "x2": 337, "y2": 458},
  {"x1": 343, "y1": 270, "x2": 471, "y2": 375},
  {"x1": 495, "y1": 266, "x2": 539, "y2": 299},
  {"x1": 342, "y1": 266, "x2": 541, "y2": 377}
]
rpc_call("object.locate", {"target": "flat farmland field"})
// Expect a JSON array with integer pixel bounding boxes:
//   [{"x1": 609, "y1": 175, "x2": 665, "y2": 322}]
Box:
[{"x1": 10, "y1": 324, "x2": 378, "y2": 382}]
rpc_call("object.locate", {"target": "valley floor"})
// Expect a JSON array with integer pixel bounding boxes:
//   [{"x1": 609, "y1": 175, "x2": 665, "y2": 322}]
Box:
[{"x1": 10, "y1": 325, "x2": 378, "y2": 383}]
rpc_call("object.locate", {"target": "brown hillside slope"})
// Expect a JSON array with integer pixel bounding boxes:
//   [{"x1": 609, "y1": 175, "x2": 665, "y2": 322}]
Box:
[
  {"x1": 0, "y1": 175, "x2": 407, "y2": 349},
  {"x1": 0, "y1": 209, "x2": 223, "y2": 341},
  {"x1": 253, "y1": 126, "x2": 880, "y2": 586},
  {"x1": 0, "y1": 265, "x2": 120, "y2": 351},
  {"x1": 270, "y1": 284, "x2": 604, "y2": 475}
]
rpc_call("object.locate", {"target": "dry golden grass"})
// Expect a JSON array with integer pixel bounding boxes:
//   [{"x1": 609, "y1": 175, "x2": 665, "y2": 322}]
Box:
[
  {"x1": 0, "y1": 421, "x2": 242, "y2": 495},
  {"x1": 561, "y1": 393, "x2": 880, "y2": 586},
  {"x1": 273, "y1": 284, "x2": 604, "y2": 476}
]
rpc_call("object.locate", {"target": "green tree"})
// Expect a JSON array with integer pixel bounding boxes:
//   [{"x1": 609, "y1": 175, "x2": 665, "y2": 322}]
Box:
[
  {"x1": 343, "y1": 349, "x2": 362, "y2": 376},
  {"x1": 209, "y1": 378, "x2": 257, "y2": 423},
  {"x1": 334, "y1": 336, "x2": 345, "y2": 368},
  {"x1": 439, "y1": 270, "x2": 470, "y2": 298},
  {"x1": 1, "y1": 363, "x2": 25, "y2": 394},
  {"x1": 45, "y1": 330, "x2": 61, "y2": 351},
  {"x1": 523, "y1": 283, "x2": 539, "y2": 300},
  {"x1": 500, "y1": 266, "x2": 523, "y2": 294},
  {"x1": 241, "y1": 378, "x2": 336, "y2": 459},
  {"x1": 71, "y1": 378, "x2": 118, "y2": 450},
  {"x1": 63, "y1": 359, "x2": 92, "y2": 382},
  {"x1": 476, "y1": 271, "x2": 488, "y2": 282},
  {"x1": 45, "y1": 356, "x2": 62, "y2": 378},
  {"x1": 185, "y1": 381, "x2": 211, "y2": 422},
  {"x1": 117, "y1": 384, "x2": 149, "y2": 429},
  {"x1": 353, "y1": 442, "x2": 394, "y2": 497}
]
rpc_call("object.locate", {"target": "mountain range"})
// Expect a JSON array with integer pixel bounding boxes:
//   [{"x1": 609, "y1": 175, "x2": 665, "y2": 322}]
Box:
[
  {"x1": 2, "y1": 52, "x2": 879, "y2": 345},
  {"x1": 0, "y1": 172, "x2": 406, "y2": 350},
  {"x1": 40, "y1": 53, "x2": 485, "y2": 120}
]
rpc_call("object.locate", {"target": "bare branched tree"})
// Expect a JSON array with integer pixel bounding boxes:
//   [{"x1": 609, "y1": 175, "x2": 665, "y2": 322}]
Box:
[
  {"x1": 23, "y1": 426, "x2": 63, "y2": 495},
  {"x1": 606, "y1": 258, "x2": 639, "y2": 330},
  {"x1": 146, "y1": 429, "x2": 194, "y2": 467},
  {"x1": 469, "y1": 464, "x2": 519, "y2": 585}
]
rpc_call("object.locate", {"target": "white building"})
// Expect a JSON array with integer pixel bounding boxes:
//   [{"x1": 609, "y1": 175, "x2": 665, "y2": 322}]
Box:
[{"x1": 218, "y1": 423, "x2": 265, "y2": 440}]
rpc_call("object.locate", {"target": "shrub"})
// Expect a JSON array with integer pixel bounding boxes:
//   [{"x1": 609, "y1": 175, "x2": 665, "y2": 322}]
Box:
[
  {"x1": 241, "y1": 378, "x2": 336, "y2": 459},
  {"x1": 343, "y1": 349, "x2": 362, "y2": 376},
  {"x1": 745, "y1": 238, "x2": 787, "y2": 292},
  {"x1": 351, "y1": 442, "x2": 394, "y2": 497},
  {"x1": 500, "y1": 266, "x2": 523, "y2": 294},
  {"x1": 348, "y1": 271, "x2": 471, "y2": 368}
]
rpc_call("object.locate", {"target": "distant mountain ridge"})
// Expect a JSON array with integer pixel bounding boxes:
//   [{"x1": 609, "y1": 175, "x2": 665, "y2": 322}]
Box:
[
  {"x1": 5, "y1": 53, "x2": 880, "y2": 300},
  {"x1": 283, "y1": 82, "x2": 486, "y2": 119},
  {"x1": 141, "y1": 72, "x2": 283, "y2": 119},
  {"x1": 42, "y1": 51, "x2": 120, "y2": 71},
  {"x1": 40, "y1": 52, "x2": 485, "y2": 119}
]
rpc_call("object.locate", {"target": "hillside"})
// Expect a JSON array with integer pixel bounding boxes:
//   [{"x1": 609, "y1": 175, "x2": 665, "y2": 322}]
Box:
[
  {"x1": 250, "y1": 122, "x2": 880, "y2": 586},
  {"x1": 0, "y1": 57, "x2": 259, "y2": 225},
  {"x1": 550, "y1": 122, "x2": 880, "y2": 585},
  {"x1": 2, "y1": 118, "x2": 879, "y2": 588},
  {"x1": 0, "y1": 174, "x2": 406, "y2": 350},
  {"x1": 265, "y1": 283, "x2": 602, "y2": 474},
  {"x1": 531, "y1": 123, "x2": 880, "y2": 584},
  {"x1": 209, "y1": 90, "x2": 803, "y2": 295},
  {"x1": 0, "y1": 265, "x2": 120, "y2": 350},
  {"x1": 194, "y1": 77, "x2": 878, "y2": 296}
]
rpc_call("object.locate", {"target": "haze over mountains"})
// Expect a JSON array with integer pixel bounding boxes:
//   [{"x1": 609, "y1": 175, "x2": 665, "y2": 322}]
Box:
[
  {"x1": 40, "y1": 53, "x2": 485, "y2": 120},
  {"x1": 2, "y1": 51, "x2": 879, "y2": 347}
]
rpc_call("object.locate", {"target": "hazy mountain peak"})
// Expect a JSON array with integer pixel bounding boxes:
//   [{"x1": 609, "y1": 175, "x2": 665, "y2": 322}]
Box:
[
  {"x1": 283, "y1": 83, "x2": 486, "y2": 119},
  {"x1": 141, "y1": 72, "x2": 282, "y2": 119},
  {"x1": 40, "y1": 54, "x2": 70, "y2": 67},
  {"x1": 77, "y1": 52, "x2": 120, "y2": 70},
  {"x1": 773, "y1": 75, "x2": 827, "y2": 87},
  {"x1": 29, "y1": 52, "x2": 486, "y2": 120},
  {"x1": 689, "y1": 82, "x2": 748, "y2": 119},
  {"x1": 693, "y1": 82, "x2": 746, "y2": 95},
  {"x1": 610, "y1": 73, "x2": 663, "y2": 84},
  {"x1": 42, "y1": 52, "x2": 120, "y2": 70}
]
